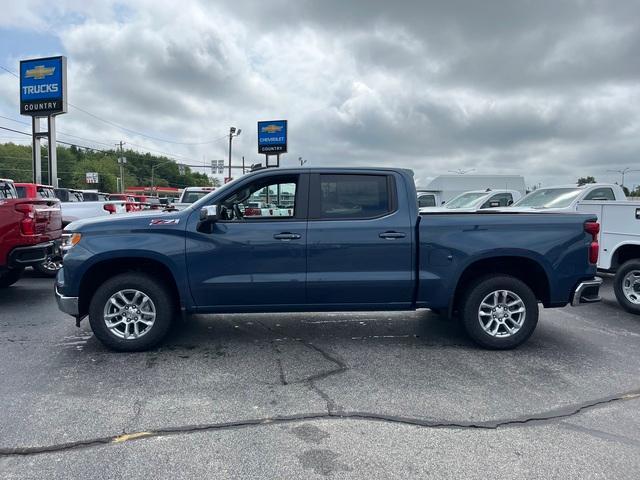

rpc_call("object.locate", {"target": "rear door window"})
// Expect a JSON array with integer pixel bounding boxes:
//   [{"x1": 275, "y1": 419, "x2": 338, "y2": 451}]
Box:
[
  {"x1": 315, "y1": 174, "x2": 392, "y2": 219},
  {"x1": 584, "y1": 188, "x2": 615, "y2": 201}
]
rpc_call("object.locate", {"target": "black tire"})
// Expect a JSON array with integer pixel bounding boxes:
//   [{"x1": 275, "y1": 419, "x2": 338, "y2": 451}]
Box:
[
  {"x1": 33, "y1": 256, "x2": 62, "y2": 277},
  {"x1": 0, "y1": 269, "x2": 23, "y2": 288},
  {"x1": 460, "y1": 275, "x2": 538, "y2": 349},
  {"x1": 613, "y1": 260, "x2": 640, "y2": 315},
  {"x1": 88, "y1": 272, "x2": 175, "y2": 351}
]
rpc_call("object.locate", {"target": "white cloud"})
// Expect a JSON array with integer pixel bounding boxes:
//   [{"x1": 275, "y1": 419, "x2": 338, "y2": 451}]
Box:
[{"x1": 1, "y1": 0, "x2": 640, "y2": 188}]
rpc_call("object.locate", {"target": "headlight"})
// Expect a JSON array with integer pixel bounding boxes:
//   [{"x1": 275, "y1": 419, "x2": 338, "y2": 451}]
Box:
[{"x1": 61, "y1": 232, "x2": 82, "y2": 253}]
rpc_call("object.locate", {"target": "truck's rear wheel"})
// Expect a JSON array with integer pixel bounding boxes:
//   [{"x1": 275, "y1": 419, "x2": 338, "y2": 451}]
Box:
[
  {"x1": 0, "y1": 269, "x2": 23, "y2": 288},
  {"x1": 89, "y1": 272, "x2": 174, "y2": 351},
  {"x1": 460, "y1": 275, "x2": 538, "y2": 349},
  {"x1": 614, "y1": 260, "x2": 640, "y2": 315}
]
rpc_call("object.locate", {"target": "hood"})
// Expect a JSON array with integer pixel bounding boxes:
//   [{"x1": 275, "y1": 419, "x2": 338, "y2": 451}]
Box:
[{"x1": 66, "y1": 209, "x2": 185, "y2": 232}]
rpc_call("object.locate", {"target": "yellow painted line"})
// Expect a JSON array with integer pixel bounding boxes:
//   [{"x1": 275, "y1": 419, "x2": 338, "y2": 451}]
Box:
[
  {"x1": 622, "y1": 393, "x2": 640, "y2": 400},
  {"x1": 112, "y1": 432, "x2": 152, "y2": 444}
]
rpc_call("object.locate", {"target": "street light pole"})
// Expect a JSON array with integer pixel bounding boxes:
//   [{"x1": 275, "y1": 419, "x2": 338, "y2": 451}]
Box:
[
  {"x1": 607, "y1": 167, "x2": 640, "y2": 188},
  {"x1": 227, "y1": 127, "x2": 241, "y2": 182}
]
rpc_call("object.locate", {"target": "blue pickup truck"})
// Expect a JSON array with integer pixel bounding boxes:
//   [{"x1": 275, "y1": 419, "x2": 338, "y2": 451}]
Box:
[{"x1": 55, "y1": 168, "x2": 602, "y2": 351}]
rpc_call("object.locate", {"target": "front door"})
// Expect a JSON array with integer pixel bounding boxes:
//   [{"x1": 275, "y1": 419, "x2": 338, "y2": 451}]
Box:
[{"x1": 186, "y1": 173, "x2": 308, "y2": 309}]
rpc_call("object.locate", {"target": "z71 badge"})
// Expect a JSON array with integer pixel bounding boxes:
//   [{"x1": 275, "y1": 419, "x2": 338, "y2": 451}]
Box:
[{"x1": 149, "y1": 218, "x2": 180, "y2": 225}]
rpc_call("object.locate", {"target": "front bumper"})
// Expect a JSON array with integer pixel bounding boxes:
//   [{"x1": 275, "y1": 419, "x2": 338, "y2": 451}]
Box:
[
  {"x1": 571, "y1": 277, "x2": 603, "y2": 307},
  {"x1": 7, "y1": 240, "x2": 60, "y2": 268},
  {"x1": 55, "y1": 283, "x2": 79, "y2": 316}
]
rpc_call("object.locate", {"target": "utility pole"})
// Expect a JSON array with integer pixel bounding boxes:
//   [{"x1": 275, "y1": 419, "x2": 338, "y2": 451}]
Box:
[
  {"x1": 117, "y1": 141, "x2": 126, "y2": 193},
  {"x1": 227, "y1": 127, "x2": 241, "y2": 182}
]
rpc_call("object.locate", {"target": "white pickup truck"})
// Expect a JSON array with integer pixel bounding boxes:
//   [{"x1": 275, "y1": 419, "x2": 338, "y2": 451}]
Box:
[
  {"x1": 510, "y1": 183, "x2": 627, "y2": 211},
  {"x1": 173, "y1": 186, "x2": 216, "y2": 210},
  {"x1": 420, "y1": 189, "x2": 522, "y2": 213},
  {"x1": 54, "y1": 188, "x2": 127, "y2": 226},
  {"x1": 577, "y1": 200, "x2": 640, "y2": 314}
]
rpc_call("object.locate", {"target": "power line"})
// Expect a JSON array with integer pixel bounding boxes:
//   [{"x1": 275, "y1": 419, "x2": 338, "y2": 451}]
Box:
[{"x1": 1, "y1": 63, "x2": 229, "y2": 145}]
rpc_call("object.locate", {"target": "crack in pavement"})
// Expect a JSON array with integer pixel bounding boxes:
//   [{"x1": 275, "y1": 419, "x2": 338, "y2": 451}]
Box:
[
  {"x1": 240, "y1": 319, "x2": 347, "y2": 413},
  {"x1": 122, "y1": 399, "x2": 144, "y2": 435},
  {"x1": 2, "y1": 389, "x2": 639, "y2": 458}
]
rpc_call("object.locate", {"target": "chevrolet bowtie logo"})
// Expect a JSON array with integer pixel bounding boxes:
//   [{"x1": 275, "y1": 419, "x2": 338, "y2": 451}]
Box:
[
  {"x1": 261, "y1": 124, "x2": 283, "y2": 134},
  {"x1": 25, "y1": 65, "x2": 55, "y2": 80}
]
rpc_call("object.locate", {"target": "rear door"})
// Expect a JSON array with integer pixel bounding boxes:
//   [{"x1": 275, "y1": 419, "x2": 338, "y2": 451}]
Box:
[{"x1": 306, "y1": 172, "x2": 413, "y2": 308}]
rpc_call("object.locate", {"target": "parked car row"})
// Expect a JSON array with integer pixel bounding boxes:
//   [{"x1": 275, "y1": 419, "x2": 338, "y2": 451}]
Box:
[{"x1": 0, "y1": 179, "x2": 180, "y2": 282}]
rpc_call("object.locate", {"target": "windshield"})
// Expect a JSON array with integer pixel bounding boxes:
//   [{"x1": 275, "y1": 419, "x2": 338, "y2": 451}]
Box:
[
  {"x1": 445, "y1": 192, "x2": 488, "y2": 209},
  {"x1": 514, "y1": 188, "x2": 582, "y2": 208}
]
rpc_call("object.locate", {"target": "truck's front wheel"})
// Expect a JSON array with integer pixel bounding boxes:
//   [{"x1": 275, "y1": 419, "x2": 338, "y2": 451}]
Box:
[
  {"x1": 460, "y1": 275, "x2": 538, "y2": 349},
  {"x1": 613, "y1": 260, "x2": 640, "y2": 315},
  {"x1": 89, "y1": 273, "x2": 174, "y2": 351}
]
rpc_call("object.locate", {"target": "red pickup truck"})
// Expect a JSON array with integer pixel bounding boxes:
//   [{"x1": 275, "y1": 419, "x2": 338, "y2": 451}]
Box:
[{"x1": 0, "y1": 179, "x2": 62, "y2": 287}]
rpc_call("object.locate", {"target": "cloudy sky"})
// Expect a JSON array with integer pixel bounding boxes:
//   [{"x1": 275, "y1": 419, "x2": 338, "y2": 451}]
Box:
[{"x1": 1, "y1": 0, "x2": 639, "y2": 188}]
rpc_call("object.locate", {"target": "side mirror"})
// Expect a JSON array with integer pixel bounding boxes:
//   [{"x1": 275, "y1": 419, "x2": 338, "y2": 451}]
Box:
[
  {"x1": 199, "y1": 204, "x2": 218, "y2": 222},
  {"x1": 507, "y1": 200, "x2": 514, "y2": 206},
  {"x1": 441, "y1": 201, "x2": 446, "y2": 205}
]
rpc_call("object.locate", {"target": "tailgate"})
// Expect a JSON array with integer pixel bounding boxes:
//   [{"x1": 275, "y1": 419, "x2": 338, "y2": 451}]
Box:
[{"x1": 22, "y1": 199, "x2": 63, "y2": 237}]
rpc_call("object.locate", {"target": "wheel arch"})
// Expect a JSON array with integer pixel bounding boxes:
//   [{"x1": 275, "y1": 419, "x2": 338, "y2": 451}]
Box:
[
  {"x1": 449, "y1": 255, "x2": 552, "y2": 316},
  {"x1": 77, "y1": 256, "x2": 182, "y2": 318},
  {"x1": 610, "y1": 243, "x2": 640, "y2": 270}
]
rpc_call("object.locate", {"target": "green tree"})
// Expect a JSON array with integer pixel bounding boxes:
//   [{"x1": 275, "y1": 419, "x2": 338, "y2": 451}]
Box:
[
  {"x1": 577, "y1": 176, "x2": 596, "y2": 186},
  {"x1": 0, "y1": 142, "x2": 213, "y2": 192}
]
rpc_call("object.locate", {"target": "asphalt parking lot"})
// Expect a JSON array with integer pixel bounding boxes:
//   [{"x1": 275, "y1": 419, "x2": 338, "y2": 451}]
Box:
[{"x1": 1, "y1": 273, "x2": 639, "y2": 479}]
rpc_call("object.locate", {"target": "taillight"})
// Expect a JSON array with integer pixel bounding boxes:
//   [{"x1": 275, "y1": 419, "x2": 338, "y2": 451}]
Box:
[
  {"x1": 15, "y1": 203, "x2": 36, "y2": 235},
  {"x1": 103, "y1": 203, "x2": 117, "y2": 214},
  {"x1": 585, "y1": 221, "x2": 600, "y2": 264}
]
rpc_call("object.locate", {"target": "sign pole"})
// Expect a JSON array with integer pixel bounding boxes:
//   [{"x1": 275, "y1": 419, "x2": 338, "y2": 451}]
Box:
[
  {"x1": 20, "y1": 56, "x2": 67, "y2": 186},
  {"x1": 47, "y1": 115, "x2": 58, "y2": 187},
  {"x1": 31, "y1": 117, "x2": 42, "y2": 184}
]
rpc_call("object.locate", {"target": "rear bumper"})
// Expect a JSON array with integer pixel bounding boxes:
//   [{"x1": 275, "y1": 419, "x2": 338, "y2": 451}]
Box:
[
  {"x1": 571, "y1": 277, "x2": 603, "y2": 307},
  {"x1": 7, "y1": 240, "x2": 60, "y2": 268}
]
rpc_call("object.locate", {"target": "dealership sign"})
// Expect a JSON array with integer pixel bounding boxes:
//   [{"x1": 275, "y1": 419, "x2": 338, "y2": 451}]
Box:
[
  {"x1": 258, "y1": 120, "x2": 287, "y2": 154},
  {"x1": 20, "y1": 56, "x2": 67, "y2": 116}
]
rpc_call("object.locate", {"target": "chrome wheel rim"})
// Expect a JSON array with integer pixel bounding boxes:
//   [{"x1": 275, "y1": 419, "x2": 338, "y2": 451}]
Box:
[
  {"x1": 103, "y1": 289, "x2": 156, "y2": 340},
  {"x1": 622, "y1": 270, "x2": 640, "y2": 305},
  {"x1": 478, "y1": 289, "x2": 526, "y2": 338}
]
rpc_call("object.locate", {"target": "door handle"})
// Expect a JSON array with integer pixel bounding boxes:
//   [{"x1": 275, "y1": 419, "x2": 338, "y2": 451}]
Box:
[
  {"x1": 379, "y1": 231, "x2": 406, "y2": 240},
  {"x1": 273, "y1": 232, "x2": 302, "y2": 240}
]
